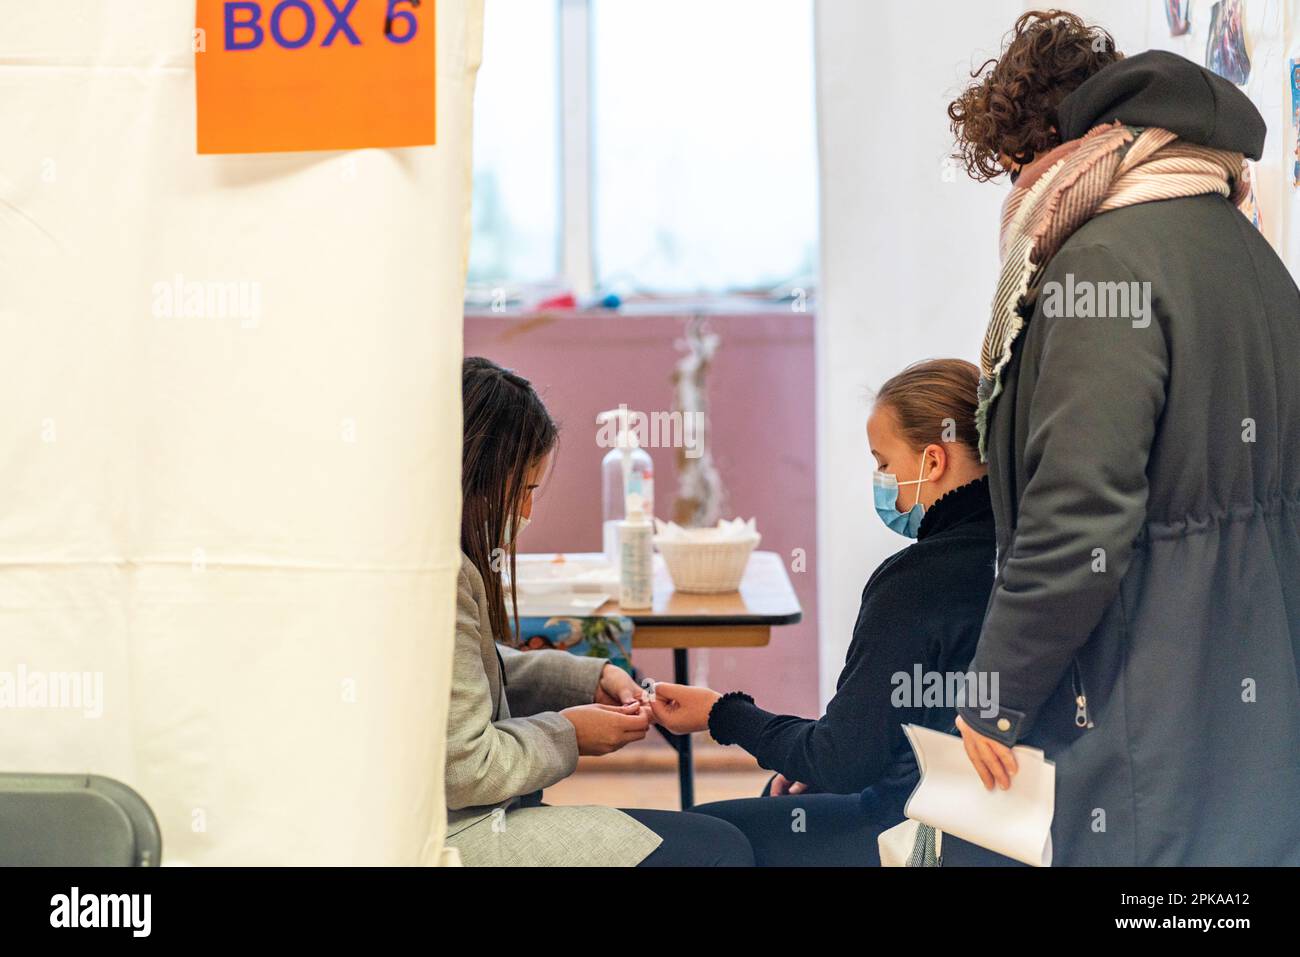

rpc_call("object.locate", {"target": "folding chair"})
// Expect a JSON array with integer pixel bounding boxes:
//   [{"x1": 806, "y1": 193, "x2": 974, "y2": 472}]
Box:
[{"x1": 0, "y1": 773, "x2": 161, "y2": 866}]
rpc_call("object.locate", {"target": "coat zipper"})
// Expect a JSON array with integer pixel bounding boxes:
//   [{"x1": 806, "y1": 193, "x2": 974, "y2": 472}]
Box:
[{"x1": 1071, "y1": 658, "x2": 1094, "y2": 729}]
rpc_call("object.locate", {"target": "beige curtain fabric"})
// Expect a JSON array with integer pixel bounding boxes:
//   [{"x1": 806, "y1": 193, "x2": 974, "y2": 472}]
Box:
[{"x1": 0, "y1": 0, "x2": 481, "y2": 864}]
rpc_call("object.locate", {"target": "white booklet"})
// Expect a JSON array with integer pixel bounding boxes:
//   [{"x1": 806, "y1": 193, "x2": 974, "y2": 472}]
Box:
[{"x1": 902, "y1": 723, "x2": 1055, "y2": 867}]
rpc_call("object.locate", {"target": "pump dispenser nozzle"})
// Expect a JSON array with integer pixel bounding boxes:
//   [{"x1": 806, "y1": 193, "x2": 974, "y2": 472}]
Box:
[{"x1": 597, "y1": 406, "x2": 655, "y2": 568}]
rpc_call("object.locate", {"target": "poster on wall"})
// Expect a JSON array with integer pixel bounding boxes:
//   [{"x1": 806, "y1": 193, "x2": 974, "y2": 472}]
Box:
[
  {"x1": 1206, "y1": 0, "x2": 1251, "y2": 85},
  {"x1": 1240, "y1": 160, "x2": 1263, "y2": 230},
  {"x1": 1166, "y1": 0, "x2": 1192, "y2": 36},
  {"x1": 1291, "y1": 59, "x2": 1300, "y2": 190},
  {"x1": 194, "y1": 0, "x2": 438, "y2": 154}
]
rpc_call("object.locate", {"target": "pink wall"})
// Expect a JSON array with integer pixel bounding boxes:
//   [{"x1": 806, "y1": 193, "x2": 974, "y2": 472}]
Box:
[{"x1": 464, "y1": 310, "x2": 819, "y2": 718}]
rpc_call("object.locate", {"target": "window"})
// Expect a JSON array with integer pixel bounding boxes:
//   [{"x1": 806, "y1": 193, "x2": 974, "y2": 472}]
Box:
[
  {"x1": 467, "y1": 0, "x2": 560, "y2": 287},
  {"x1": 468, "y1": 0, "x2": 818, "y2": 301},
  {"x1": 590, "y1": 0, "x2": 818, "y2": 294}
]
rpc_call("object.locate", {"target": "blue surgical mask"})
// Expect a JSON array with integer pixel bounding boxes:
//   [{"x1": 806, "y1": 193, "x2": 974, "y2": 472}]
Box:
[{"x1": 872, "y1": 452, "x2": 929, "y2": 539}]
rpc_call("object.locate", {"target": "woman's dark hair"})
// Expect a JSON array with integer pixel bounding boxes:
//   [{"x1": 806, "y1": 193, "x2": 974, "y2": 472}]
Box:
[
  {"x1": 462, "y1": 357, "x2": 558, "y2": 644},
  {"x1": 948, "y1": 9, "x2": 1121, "y2": 182},
  {"x1": 874, "y1": 358, "x2": 982, "y2": 463}
]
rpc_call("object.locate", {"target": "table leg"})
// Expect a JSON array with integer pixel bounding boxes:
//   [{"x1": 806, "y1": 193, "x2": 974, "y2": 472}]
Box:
[{"x1": 674, "y1": 648, "x2": 694, "y2": 809}]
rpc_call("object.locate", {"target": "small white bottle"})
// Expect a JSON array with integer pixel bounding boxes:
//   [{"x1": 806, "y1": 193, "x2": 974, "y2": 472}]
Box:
[
  {"x1": 598, "y1": 407, "x2": 654, "y2": 569},
  {"x1": 618, "y1": 493, "x2": 654, "y2": 609}
]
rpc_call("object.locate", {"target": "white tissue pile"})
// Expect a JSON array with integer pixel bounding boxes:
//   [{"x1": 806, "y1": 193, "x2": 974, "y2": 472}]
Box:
[{"x1": 652, "y1": 517, "x2": 759, "y2": 542}]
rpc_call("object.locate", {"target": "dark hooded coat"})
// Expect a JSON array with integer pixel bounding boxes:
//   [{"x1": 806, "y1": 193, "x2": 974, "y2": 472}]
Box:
[{"x1": 956, "y1": 51, "x2": 1300, "y2": 866}]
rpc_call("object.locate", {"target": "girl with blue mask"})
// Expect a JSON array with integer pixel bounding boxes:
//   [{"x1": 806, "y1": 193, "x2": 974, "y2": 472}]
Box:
[
  {"x1": 864, "y1": 366, "x2": 994, "y2": 539},
  {"x1": 647, "y1": 360, "x2": 995, "y2": 867}
]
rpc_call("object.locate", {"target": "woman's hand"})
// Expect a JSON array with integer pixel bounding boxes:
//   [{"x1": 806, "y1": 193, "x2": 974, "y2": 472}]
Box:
[
  {"x1": 561, "y1": 702, "x2": 649, "y2": 756},
  {"x1": 767, "y1": 773, "x2": 810, "y2": 797},
  {"x1": 648, "y1": 681, "x2": 721, "y2": 734},
  {"x1": 955, "y1": 715, "x2": 1019, "y2": 790},
  {"x1": 595, "y1": 663, "x2": 642, "y2": 706}
]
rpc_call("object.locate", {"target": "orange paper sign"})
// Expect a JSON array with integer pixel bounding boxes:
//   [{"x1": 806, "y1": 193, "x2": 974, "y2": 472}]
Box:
[{"x1": 195, "y1": 0, "x2": 436, "y2": 154}]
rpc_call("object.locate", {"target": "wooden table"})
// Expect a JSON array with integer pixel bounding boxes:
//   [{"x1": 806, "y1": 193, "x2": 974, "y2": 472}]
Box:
[{"x1": 595, "y1": 551, "x2": 802, "y2": 809}]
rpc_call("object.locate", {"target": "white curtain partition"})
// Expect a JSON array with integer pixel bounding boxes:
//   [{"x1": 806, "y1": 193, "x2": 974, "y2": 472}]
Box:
[{"x1": 0, "y1": 1, "x2": 481, "y2": 864}]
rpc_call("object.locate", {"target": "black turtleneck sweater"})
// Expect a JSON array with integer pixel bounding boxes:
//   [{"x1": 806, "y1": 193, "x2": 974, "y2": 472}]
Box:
[{"x1": 708, "y1": 476, "x2": 996, "y2": 800}]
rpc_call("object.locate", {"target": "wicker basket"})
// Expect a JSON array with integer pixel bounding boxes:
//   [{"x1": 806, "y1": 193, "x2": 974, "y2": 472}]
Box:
[{"x1": 654, "y1": 533, "x2": 760, "y2": 594}]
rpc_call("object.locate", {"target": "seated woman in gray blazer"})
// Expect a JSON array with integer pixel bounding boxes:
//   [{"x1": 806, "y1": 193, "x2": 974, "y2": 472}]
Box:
[{"x1": 444, "y1": 357, "x2": 753, "y2": 866}]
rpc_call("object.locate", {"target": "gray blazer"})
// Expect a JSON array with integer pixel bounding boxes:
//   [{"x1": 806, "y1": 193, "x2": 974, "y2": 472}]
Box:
[{"x1": 444, "y1": 553, "x2": 661, "y2": 866}]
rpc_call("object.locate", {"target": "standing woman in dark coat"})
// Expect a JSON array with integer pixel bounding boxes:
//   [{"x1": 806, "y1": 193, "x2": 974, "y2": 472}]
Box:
[
  {"x1": 649, "y1": 359, "x2": 996, "y2": 866},
  {"x1": 946, "y1": 12, "x2": 1300, "y2": 865}
]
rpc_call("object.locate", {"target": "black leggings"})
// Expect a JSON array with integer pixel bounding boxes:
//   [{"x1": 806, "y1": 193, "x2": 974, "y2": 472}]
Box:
[
  {"x1": 620, "y1": 808, "x2": 755, "y2": 867},
  {"x1": 690, "y1": 784, "x2": 904, "y2": 867}
]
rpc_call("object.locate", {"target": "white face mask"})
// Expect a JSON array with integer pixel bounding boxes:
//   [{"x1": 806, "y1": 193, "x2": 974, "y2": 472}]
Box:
[
  {"x1": 504, "y1": 514, "x2": 530, "y2": 544},
  {"x1": 485, "y1": 513, "x2": 530, "y2": 548}
]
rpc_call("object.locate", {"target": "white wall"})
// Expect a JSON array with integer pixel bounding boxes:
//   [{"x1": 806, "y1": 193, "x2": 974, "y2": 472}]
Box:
[
  {"x1": 813, "y1": 1, "x2": 1185, "y2": 704},
  {"x1": 816, "y1": 0, "x2": 1007, "y2": 703}
]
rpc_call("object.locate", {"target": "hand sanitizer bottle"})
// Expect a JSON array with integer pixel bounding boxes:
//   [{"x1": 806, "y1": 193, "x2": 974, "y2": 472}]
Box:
[{"x1": 598, "y1": 406, "x2": 654, "y2": 568}]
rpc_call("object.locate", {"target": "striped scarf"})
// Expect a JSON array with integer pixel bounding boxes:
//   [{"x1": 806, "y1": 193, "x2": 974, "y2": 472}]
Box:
[{"x1": 975, "y1": 123, "x2": 1249, "y2": 459}]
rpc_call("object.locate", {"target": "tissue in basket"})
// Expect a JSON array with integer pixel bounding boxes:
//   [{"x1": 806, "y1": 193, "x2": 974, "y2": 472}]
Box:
[{"x1": 652, "y1": 518, "x2": 760, "y2": 594}]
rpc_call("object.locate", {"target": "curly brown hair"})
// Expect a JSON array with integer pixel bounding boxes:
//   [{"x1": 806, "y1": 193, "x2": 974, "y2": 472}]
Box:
[{"x1": 948, "y1": 10, "x2": 1122, "y2": 182}]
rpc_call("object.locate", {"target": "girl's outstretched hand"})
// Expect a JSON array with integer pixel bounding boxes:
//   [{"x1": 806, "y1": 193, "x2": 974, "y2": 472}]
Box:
[{"x1": 647, "y1": 681, "x2": 721, "y2": 734}]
